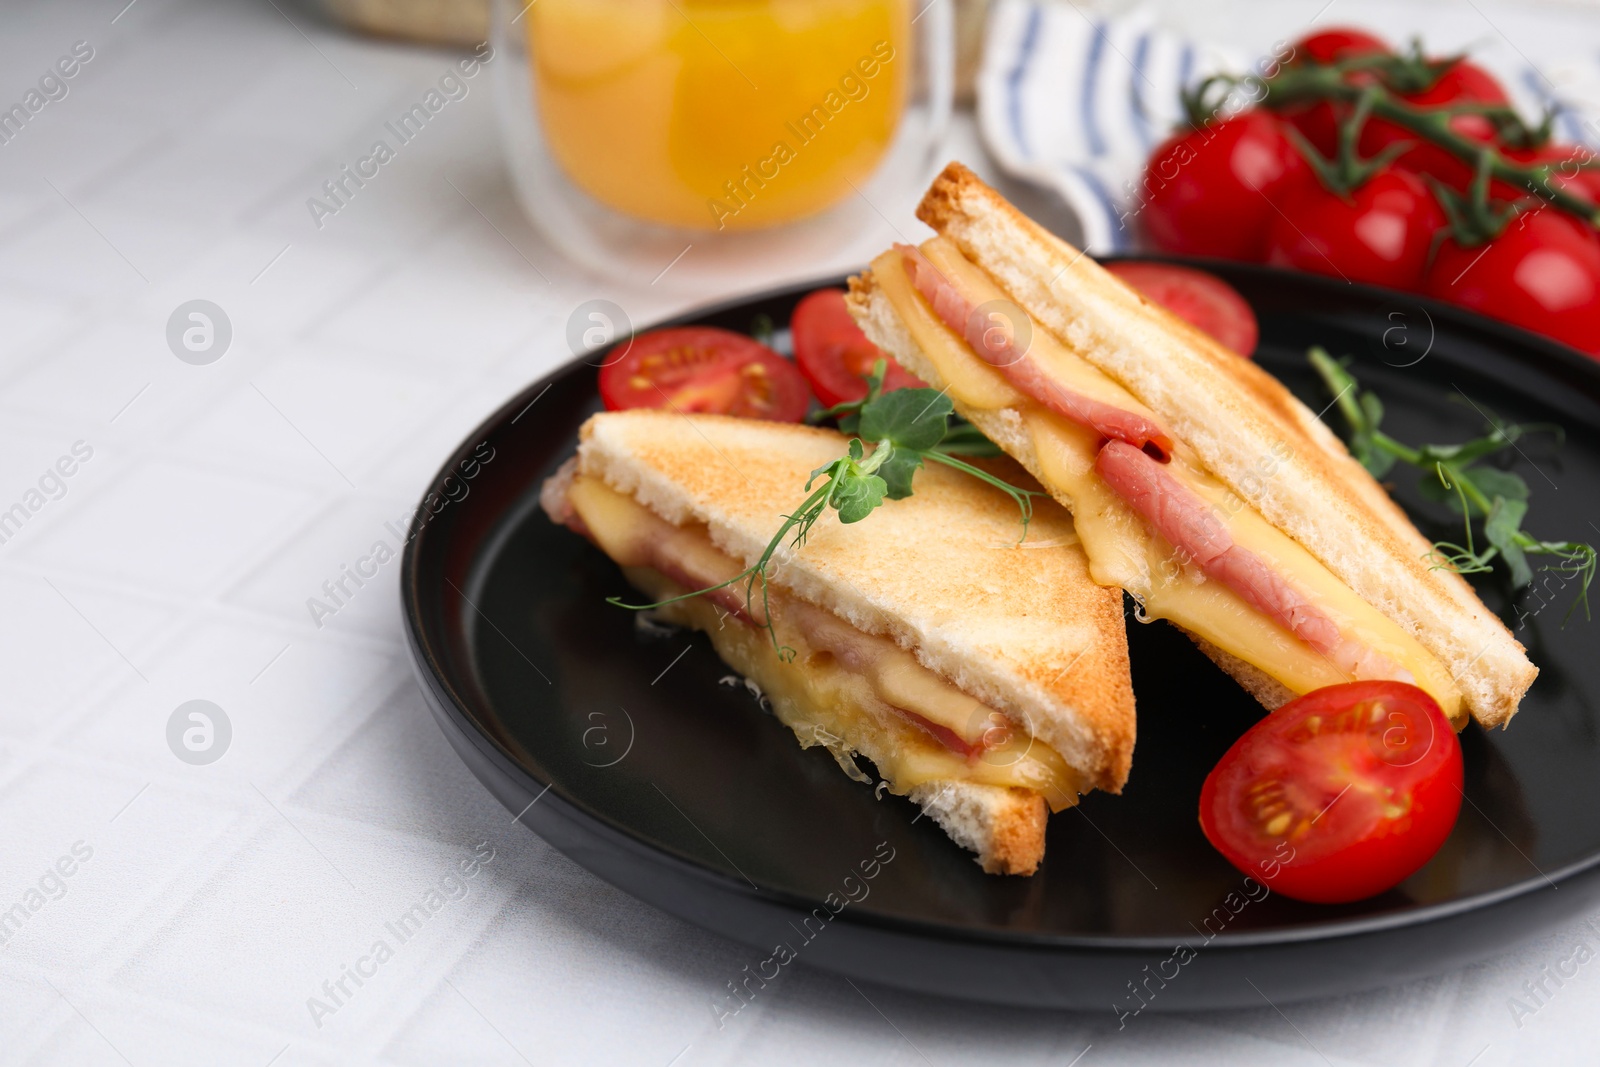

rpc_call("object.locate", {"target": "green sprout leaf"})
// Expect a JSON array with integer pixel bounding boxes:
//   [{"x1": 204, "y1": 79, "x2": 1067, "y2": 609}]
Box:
[
  {"x1": 1309, "y1": 348, "x2": 1594, "y2": 624},
  {"x1": 1417, "y1": 465, "x2": 1529, "y2": 513},
  {"x1": 831, "y1": 465, "x2": 888, "y2": 524},
  {"x1": 934, "y1": 420, "x2": 1005, "y2": 456},
  {"x1": 1464, "y1": 466, "x2": 1529, "y2": 506},
  {"x1": 858, "y1": 387, "x2": 954, "y2": 451},
  {"x1": 1484, "y1": 496, "x2": 1533, "y2": 588},
  {"x1": 875, "y1": 447, "x2": 924, "y2": 500},
  {"x1": 1309, "y1": 347, "x2": 1397, "y2": 477}
]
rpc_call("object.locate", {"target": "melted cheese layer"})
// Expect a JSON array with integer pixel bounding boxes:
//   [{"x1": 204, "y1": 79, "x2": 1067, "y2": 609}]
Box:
[
  {"x1": 873, "y1": 241, "x2": 1463, "y2": 722},
  {"x1": 567, "y1": 474, "x2": 1086, "y2": 808}
]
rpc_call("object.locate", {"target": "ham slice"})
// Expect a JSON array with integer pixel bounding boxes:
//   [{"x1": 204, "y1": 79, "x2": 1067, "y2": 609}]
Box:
[
  {"x1": 546, "y1": 468, "x2": 757, "y2": 626},
  {"x1": 784, "y1": 598, "x2": 1003, "y2": 761},
  {"x1": 893, "y1": 247, "x2": 1407, "y2": 687},
  {"x1": 1095, "y1": 441, "x2": 1409, "y2": 684},
  {"x1": 649, "y1": 556, "x2": 757, "y2": 626},
  {"x1": 561, "y1": 503, "x2": 999, "y2": 760},
  {"x1": 900, "y1": 245, "x2": 1174, "y2": 462}
]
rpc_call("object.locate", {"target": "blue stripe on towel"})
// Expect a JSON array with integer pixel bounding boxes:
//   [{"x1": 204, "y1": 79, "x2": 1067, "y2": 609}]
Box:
[
  {"x1": 1071, "y1": 165, "x2": 1128, "y2": 251},
  {"x1": 1521, "y1": 67, "x2": 1589, "y2": 145},
  {"x1": 1131, "y1": 31, "x2": 1154, "y2": 150},
  {"x1": 1082, "y1": 21, "x2": 1108, "y2": 156},
  {"x1": 1007, "y1": 4, "x2": 1044, "y2": 160}
]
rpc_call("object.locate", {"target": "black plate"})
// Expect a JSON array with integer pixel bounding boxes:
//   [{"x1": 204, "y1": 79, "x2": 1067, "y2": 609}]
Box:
[{"x1": 402, "y1": 264, "x2": 1600, "y2": 1011}]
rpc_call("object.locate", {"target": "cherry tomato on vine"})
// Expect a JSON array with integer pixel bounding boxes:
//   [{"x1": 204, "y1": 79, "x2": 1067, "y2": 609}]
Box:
[
  {"x1": 1290, "y1": 27, "x2": 1391, "y2": 66},
  {"x1": 1104, "y1": 261, "x2": 1259, "y2": 356},
  {"x1": 1280, "y1": 28, "x2": 1392, "y2": 156},
  {"x1": 1425, "y1": 208, "x2": 1600, "y2": 356},
  {"x1": 790, "y1": 288, "x2": 924, "y2": 407},
  {"x1": 1143, "y1": 111, "x2": 1309, "y2": 261},
  {"x1": 1359, "y1": 61, "x2": 1510, "y2": 189},
  {"x1": 1199, "y1": 681, "x2": 1463, "y2": 904},
  {"x1": 1497, "y1": 142, "x2": 1600, "y2": 208},
  {"x1": 1264, "y1": 167, "x2": 1446, "y2": 291},
  {"x1": 1405, "y1": 59, "x2": 1509, "y2": 109},
  {"x1": 598, "y1": 326, "x2": 812, "y2": 420}
]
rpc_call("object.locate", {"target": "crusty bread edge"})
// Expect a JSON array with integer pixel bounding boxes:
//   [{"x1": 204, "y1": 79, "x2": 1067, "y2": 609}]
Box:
[
  {"x1": 572, "y1": 412, "x2": 1133, "y2": 793},
  {"x1": 850, "y1": 270, "x2": 1301, "y2": 712},
  {"x1": 909, "y1": 781, "x2": 1046, "y2": 875},
  {"x1": 902, "y1": 162, "x2": 1536, "y2": 726},
  {"x1": 1189, "y1": 637, "x2": 1296, "y2": 711}
]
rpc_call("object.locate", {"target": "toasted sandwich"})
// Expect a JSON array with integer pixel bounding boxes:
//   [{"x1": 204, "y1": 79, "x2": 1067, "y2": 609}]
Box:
[
  {"x1": 542, "y1": 409, "x2": 1136, "y2": 874},
  {"x1": 847, "y1": 162, "x2": 1536, "y2": 729}
]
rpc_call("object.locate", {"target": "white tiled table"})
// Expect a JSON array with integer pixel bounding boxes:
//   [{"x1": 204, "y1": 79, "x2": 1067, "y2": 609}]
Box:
[{"x1": 1, "y1": 1, "x2": 1597, "y2": 1064}]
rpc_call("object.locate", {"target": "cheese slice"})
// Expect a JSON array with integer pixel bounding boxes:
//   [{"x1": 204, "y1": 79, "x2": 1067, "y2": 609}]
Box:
[
  {"x1": 567, "y1": 474, "x2": 1087, "y2": 809},
  {"x1": 873, "y1": 240, "x2": 1464, "y2": 722}
]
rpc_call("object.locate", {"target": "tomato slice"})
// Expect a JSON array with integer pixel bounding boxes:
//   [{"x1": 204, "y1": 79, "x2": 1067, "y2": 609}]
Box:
[
  {"x1": 1105, "y1": 261, "x2": 1260, "y2": 357},
  {"x1": 791, "y1": 288, "x2": 925, "y2": 407},
  {"x1": 1199, "y1": 682, "x2": 1462, "y2": 904},
  {"x1": 598, "y1": 326, "x2": 811, "y2": 421}
]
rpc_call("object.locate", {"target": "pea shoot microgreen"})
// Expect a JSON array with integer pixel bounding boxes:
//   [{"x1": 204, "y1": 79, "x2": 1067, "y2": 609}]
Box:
[
  {"x1": 1309, "y1": 347, "x2": 1596, "y2": 622},
  {"x1": 608, "y1": 361, "x2": 1041, "y2": 659}
]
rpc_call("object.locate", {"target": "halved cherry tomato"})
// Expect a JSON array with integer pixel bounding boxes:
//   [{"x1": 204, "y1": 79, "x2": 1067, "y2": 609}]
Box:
[
  {"x1": 1200, "y1": 681, "x2": 1463, "y2": 904},
  {"x1": 790, "y1": 288, "x2": 924, "y2": 407},
  {"x1": 598, "y1": 326, "x2": 811, "y2": 421},
  {"x1": 1104, "y1": 261, "x2": 1259, "y2": 356}
]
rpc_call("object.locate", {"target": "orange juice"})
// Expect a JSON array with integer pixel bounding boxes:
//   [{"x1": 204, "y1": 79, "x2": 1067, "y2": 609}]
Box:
[{"x1": 528, "y1": 0, "x2": 911, "y2": 231}]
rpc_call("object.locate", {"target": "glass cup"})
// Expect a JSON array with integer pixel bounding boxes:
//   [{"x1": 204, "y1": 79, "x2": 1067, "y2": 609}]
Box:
[{"x1": 493, "y1": 0, "x2": 953, "y2": 292}]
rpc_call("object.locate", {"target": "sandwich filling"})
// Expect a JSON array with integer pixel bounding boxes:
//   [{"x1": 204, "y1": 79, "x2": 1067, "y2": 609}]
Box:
[
  {"x1": 878, "y1": 239, "x2": 1464, "y2": 721},
  {"x1": 556, "y1": 470, "x2": 1087, "y2": 810}
]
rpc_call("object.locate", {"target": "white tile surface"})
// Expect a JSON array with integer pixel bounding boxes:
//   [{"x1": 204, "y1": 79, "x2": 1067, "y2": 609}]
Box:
[
  {"x1": 16, "y1": 457, "x2": 322, "y2": 593},
  {"x1": 4, "y1": 1, "x2": 1600, "y2": 1065}
]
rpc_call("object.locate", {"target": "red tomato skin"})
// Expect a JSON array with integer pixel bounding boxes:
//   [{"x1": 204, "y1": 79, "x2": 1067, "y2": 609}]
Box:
[
  {"x1": 1104, "y1": 261, "x2": 1259, "y2": 356},
  {"x1": 1265, "y1": 168, "x2": 1446, "y2": 291},
  {"x1": 1550, "y1": 152, "x2": 1600, "y2": 207},
  {"x1": 1142, "y1": 112, "x2": 1309, "y2": 261},
  {"x1": 1364, "y1": 114, "x2": 1499, "y2": 190},
  {"x1": 1359, "y1": 62, "x2": 1509, "y2": 189},
  {"x1": 1282, "y1": 102, "x2": 1343, "y2": 160},
  {"x1": 1279, "y1": 28, "x2": 1390, "y2": 156},
  {"x1": 1247, "y1": 758, "x2": 1462, "y2": 904},
  {"x1": 1406, "y1": 60, "x2": 1509, "y2": 109},
  {"x1": 1426, "y1": 209, "x2": 1600, "y2": 356},
  {"x1": 1199, "y1": 682, "x2": 1464, "y2": 905},
  {"x1": 1289, "y1": 60, "x2": 1508, "y2": 186},
  {"x1": 597, "y1": 326, "x2": 812, "y2": 421},
  {"x1": 1290, "y1": 27, "x2": 1390, "y2": 65},
  {"x1": 1496, "y1": 143, "x2": 1600, "y2": 207},
  {"x1": 790, "y1": 289, "x2": 923, "y2": 408}
]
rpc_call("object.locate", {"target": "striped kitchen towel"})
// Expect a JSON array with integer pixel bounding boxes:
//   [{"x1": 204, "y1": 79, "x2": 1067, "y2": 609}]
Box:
[{"x1": 977, "y1": 0, "x2": 1600, "y2": 254}]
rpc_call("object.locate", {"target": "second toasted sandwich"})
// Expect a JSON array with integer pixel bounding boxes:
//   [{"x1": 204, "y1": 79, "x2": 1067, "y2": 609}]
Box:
[
  {"x1": 847, "y1": 163, "x2": 1536, "y2": 728},
  {"x1": 542, "y1": 410, "x2": 1136, "y2": 874}
]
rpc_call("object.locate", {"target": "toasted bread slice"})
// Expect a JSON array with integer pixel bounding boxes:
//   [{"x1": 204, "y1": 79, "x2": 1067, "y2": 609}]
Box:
[
  {"x1": 849, "y1": 161, "x2": 1535, "y2": 727},
  {"x1": 564, "y1": 410, "x2": 1137, "y2": 873},
  {"x1": 908, "y1": 782, "x2": 1047, "y2": 876},
  {"x1": 851, "y1": 268, "x2": 1299, "y2": 720}
]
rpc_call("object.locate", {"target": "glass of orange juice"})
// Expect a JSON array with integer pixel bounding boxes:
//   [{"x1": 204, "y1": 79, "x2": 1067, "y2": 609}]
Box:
[{"x1": 494, "y1": 0, "x2": 952, "y2": 290}]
